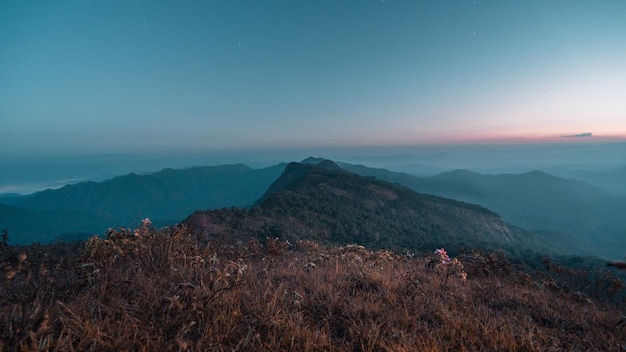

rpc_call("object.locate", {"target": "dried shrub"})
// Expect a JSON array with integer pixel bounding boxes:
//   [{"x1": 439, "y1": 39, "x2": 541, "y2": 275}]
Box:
[{"x1": 1, "y1": 225, "x2": 625, "y2": 351}]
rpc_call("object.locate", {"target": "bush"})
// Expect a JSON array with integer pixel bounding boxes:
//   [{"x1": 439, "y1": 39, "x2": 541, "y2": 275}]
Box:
[{"x1": 1, "y1": 225, "x2": 625, "y2": 351}]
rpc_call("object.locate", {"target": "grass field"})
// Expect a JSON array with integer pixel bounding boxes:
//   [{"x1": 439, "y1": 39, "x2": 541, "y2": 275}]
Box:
[{"x1": 1, "y1": 224, "x2": 625, "y2": 351}]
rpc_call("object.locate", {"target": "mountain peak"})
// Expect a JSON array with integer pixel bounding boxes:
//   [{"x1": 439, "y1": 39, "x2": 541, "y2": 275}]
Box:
[
  {"x1": 256, "y1": 160, "x2": 347, "y2": 204},
  {"x1": 300, "y1": 156, "x2": 327, "y2": 164},
  {"x1": 520, "y1": 170, "x2": 555, "y2": 179},
  {"x1": 191, "y1": 160, "x2": 522, "y2": 253}
]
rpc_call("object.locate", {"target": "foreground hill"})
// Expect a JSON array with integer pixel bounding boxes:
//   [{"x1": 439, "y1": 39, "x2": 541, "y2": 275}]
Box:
[
  {"x1": 185, "y1": 160, "x2": 547, "y2": 256},
  {"x1": 1, "y1": 164, "x2": 285, "y2": 244},
  {"x1": 340, "y1": 163, "x2": 626, "y2": 258},
  {"x1": 1, "y1": 224, "x2": 624, "y2": 350}
]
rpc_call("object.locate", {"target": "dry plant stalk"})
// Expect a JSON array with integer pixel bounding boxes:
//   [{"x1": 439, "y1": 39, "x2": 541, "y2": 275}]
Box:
[{"x1": 0, "y1": 225, "x2": 625, "y2": 351}]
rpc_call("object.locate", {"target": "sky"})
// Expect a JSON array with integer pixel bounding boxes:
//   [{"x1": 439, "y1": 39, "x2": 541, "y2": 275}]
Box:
[{"x1": 1, "y1": 0, "x2": 626, "y2": 156}]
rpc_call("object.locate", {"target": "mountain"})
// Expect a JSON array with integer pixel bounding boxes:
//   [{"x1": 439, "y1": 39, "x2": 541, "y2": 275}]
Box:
[
  {"x1": 431, "y1": 170, "x2": 626, "y2": 251},
  {"x1": 1, "y1": 163, "x2": 286, "y2": 244},
  {"x1": 340, "y1": 164, "x2": 626, "y2": 258},
  {"x1": 0, "y1": 204, "x2": 96, "y2": 244},
  {"x1": 6, "y1": 156, "x2": 620, "y2": 258},
  {"x1": 185, "y1": 160, "x2": 548, "y2": 256},
  {"x1": 542, "y1": 165, "x2": 626, "y2": 197},
  {"x1": 0, "y1": 193, "x2": 27, "y2": 205}
]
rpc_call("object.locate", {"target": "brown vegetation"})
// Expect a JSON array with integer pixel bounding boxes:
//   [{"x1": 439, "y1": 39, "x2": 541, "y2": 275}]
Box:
[{"x1": 1, "y1": 224, "x2": 625, "y2": 351}]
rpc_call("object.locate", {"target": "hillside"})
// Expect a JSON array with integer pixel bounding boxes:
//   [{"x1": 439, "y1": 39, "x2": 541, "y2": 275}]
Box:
[
  {"x1": 2, "y1": 221, "x2": 624, "y2": 350},
  {"x1": 185, "y1": 160, "x2": 548, "y2": 256},
  {"x1": 422, "y1": 170, "x2": 626, "y2": 257},
  {"x1": 0, "y1": 204, "x2": 103, "y2": 244},
  {"x1": 341, "y1": 163, "x2": 626, "y2": 258},
  {"x1": 5, "y1": 157, "x2": 622, "y2": 258},
  {"x1": 543, "y1": 165, "x2": 626, "y2": 196},
  {"x1": 1, "y1": 163, "x2": 285, "y2": 244}
]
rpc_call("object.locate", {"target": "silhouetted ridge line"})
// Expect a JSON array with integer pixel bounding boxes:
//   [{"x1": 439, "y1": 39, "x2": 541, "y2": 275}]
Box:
[{"x1": 188, "y1": 160, "x2": 534, "y2": 255}]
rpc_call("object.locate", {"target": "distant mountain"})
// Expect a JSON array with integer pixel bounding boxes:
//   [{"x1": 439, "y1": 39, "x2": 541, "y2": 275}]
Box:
[
  {"x1": 0, "y1": 204, "x2": 96, "y2": 244},
  {"x1": 337, "y1": 162, "x2": 423, "y2": 188},
  {"x1": 1, "y1": 163, "x2": 286, "y2": 244},
  {"x1": 0, "y1": 193, "x2": 30, "y2": 206},
  {"x1": 341, "y1": 164, "x2": 626, "y2": 258},
  {"x1": 6, "y1": 156, "x2": 622, "y2": 259},
  {"x1": 422, "y1": 170, "x2": 626, "y2": 253},
  {"x1": 541, "y1": 165, "x2": 626, "y2": 197},
  {"x1": 185, "y1": 160, "x2": 548, "y2": 256},
  {"x1": 0, "y1": 193, "x2": 25, "y2": 199}
]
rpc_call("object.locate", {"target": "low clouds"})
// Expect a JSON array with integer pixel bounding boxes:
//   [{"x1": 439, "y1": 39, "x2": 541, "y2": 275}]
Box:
[{"x1": 564, "y1": 132, "x2": 593, "y2": 138}]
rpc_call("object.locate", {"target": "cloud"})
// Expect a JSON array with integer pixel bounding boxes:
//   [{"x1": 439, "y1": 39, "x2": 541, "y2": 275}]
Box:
[{"x1": 563, "y1": 132, "x2": 593, "y2": 138}]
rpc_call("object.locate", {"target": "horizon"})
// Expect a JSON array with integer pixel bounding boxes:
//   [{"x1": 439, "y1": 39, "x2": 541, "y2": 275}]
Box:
[{"x1": 2, "y1": 138, "x2": 626, "y2": 196}]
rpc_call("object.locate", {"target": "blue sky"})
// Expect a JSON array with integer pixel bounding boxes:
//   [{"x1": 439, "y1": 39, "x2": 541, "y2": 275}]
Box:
[{"x1": 2, "y1": 0, "x2": 626, "y2": 155}]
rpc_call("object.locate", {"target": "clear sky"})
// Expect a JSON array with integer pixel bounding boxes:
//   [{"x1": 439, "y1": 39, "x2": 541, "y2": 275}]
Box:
[{"x1": 1, "y1": 0, "x2": 625, "y2": 156}]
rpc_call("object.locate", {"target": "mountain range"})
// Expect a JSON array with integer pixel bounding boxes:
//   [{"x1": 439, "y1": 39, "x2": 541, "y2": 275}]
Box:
[
  {"x1": 184, "y1": 160, "x2": 548, "y2": 257},
  {"x1": 1, "y1": 157, "x2": 624, "y2": 259},
  {"x1": 0, "y1": 163, "x2": 285, "y2": 244},
  {"x1": 340, "y1": 163, "x2": 626, "y2": 257}
]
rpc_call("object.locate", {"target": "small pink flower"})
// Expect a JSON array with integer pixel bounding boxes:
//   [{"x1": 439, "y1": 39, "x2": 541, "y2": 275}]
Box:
[{"x1": 435, "y1": 248, "x2": 452, "y2": 265}]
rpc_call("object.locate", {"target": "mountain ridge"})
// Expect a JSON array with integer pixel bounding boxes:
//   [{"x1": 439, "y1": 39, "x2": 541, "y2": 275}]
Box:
[
  {"x1": 185, "y1": 160, "x2": 549, "y2": 256},
  {"x1": 1, "y1": 163, "x2": 286, "y2": 244},
  {"x1": 3, "y1": 157, "x2": 621, "y2": 259},
  {"x1": 340, "y1": 162, "x2": 626, "y2": 258}
]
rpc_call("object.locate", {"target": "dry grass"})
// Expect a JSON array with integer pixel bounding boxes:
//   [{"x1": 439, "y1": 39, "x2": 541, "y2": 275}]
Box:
[{"x1": 1, "y1": 224, "x2": 625, "y2": 351}]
